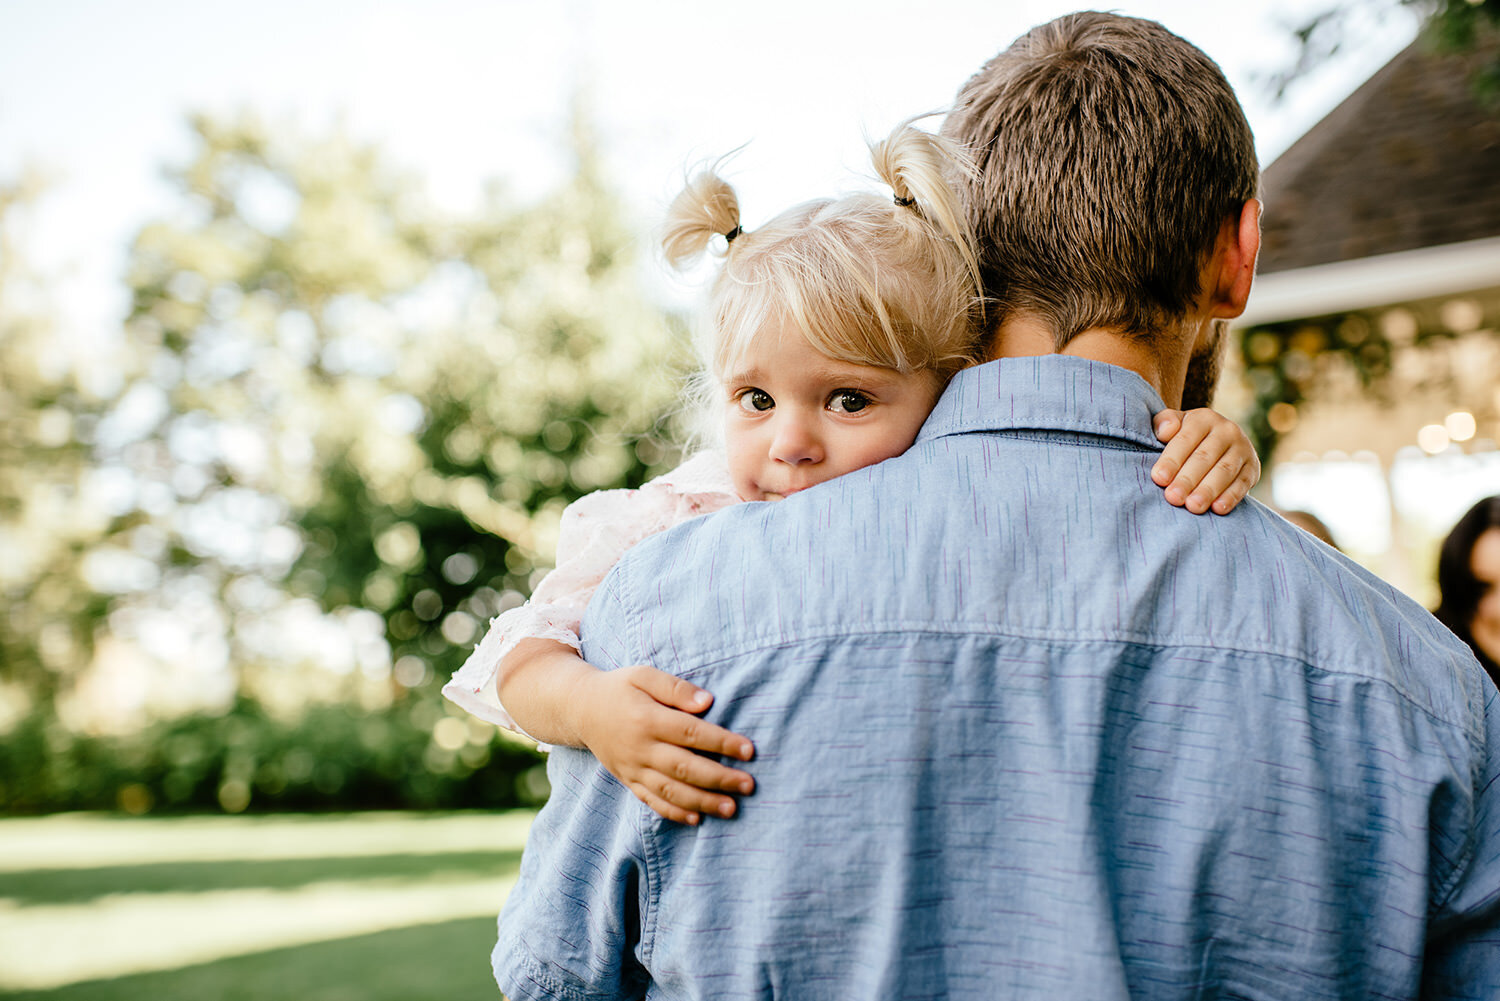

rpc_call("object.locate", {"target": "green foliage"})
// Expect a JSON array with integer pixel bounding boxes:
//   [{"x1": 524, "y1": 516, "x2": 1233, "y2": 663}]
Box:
[
  {"x1": 1426, "y1": 0, "x2": 1500, "y2": 101},
  {"x1": 0, "y1": 694, "x2": 548, "y2": 814},
  {"x1": 1270, "y1": 0, "x2": 1500, "y2": 104},
  {"x1": 3, "y1": 106, "x2": 692, "y2": 813},
  {"x1": 0, "y1": 177, "x2": 123, "y2": 710},
  {"x1": 111, "y1": 109, "x2": 685, "y2": 708}
]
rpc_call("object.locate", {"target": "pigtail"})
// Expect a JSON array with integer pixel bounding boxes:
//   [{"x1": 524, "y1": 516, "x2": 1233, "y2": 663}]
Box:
[
  {"x1": 672, "y1": 121, "x2": 987, "y2": 391},
  {"x1": 663, "y1": 170, "x2": 743, "y2": 270},
  {"x1": 870, "y1": 121, "x2": 982, "y2": 297}
]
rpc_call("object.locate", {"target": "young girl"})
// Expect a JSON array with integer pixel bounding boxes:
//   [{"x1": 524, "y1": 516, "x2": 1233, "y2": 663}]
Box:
[{"x1": 443, "y1": 122, "x2": 1260, "y2": 825}]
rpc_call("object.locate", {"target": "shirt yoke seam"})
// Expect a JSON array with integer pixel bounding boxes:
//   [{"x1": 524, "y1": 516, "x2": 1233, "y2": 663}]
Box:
[
  {"x1": 923, "y1": 425, "x2": 1161, "y2": 452},
  {"x1": 655, "y1": 622, "x2": 1475, "y2": 735}
]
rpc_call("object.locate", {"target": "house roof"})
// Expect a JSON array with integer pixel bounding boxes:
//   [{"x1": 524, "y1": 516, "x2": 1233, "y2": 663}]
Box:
[{"x1": 1258, "y1": 26, "x2": 1500, "y2": 276}]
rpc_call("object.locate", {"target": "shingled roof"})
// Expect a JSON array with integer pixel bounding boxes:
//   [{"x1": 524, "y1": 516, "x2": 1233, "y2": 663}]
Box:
[{"x1": 1258, "y1": 27, "x2": 1500, "y2": 275}]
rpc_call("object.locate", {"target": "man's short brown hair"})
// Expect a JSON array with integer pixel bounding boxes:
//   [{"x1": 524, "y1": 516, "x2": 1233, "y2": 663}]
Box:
[{"x1": 943, "y1": 11, "x2": 1259, "y2": 348}]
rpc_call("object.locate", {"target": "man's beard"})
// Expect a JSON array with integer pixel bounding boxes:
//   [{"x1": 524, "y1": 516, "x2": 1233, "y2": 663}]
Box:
[{"x1": 1181, "y1": 320, "x2": 1228, "y2": 411}]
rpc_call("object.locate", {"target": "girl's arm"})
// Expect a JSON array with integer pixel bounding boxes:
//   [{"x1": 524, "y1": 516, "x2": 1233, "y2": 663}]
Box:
[
  {"x1": 443, "y1": 452, "x2": 752, "y2": 824},
  {"x1": 498, "y1": 638, "x2": 754, "y2": 826},
  {"x1": 1150, "y1": 408, "x2": 1261, "y2": 515}
]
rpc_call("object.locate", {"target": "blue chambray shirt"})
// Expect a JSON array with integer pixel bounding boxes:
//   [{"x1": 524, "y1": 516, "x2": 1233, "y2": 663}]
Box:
[{"x1": 494, "y1": 355, "x2": 1500, "y2": 1001}]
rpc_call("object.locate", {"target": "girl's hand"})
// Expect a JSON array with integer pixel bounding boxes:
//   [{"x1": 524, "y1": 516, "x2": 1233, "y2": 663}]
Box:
[
  {"x1": 1151, "y1": 408, "x2": 1261, "y2": 515},
  {"x1": 577, "y1": 664, "x2": 756, "y2": 826}
]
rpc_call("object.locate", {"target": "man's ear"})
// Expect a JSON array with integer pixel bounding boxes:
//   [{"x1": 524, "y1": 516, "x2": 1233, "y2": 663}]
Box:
[{"x1": 1208, "y1": 198, "x2": 1261, "y2": 320}]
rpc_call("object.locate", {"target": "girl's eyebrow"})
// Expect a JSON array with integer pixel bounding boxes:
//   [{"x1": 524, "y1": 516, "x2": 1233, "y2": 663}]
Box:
[
  {"x1": 721, "y1": 367, "x2": 767, "y2": 386},
  {"x1": 809, "y1": 366, "x2": 903, "y2": 389},
  {"x1": 723, "y1": 364, "x2": 905, "y2": 390}
]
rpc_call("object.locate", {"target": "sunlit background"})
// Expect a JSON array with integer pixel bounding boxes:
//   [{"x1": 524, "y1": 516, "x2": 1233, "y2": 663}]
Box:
[{"x1": 1, "y1": 0, "x2": 1497, "y2": 993}]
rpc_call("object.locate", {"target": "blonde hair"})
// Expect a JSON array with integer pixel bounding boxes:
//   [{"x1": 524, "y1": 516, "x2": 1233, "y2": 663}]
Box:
[{"x1": 663, "y1": 121, "x2": 984, "y2": 387}]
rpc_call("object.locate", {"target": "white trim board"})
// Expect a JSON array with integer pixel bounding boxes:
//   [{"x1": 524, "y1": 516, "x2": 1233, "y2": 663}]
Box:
[{"x1": 1237, "y1": 236, "x2": 1500, "y2": 328}]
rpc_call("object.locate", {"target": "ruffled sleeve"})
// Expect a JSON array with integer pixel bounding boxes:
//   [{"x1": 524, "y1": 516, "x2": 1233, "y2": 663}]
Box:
[{"x1": 441, "y1": 450, "x2": 739, "y2": 737}]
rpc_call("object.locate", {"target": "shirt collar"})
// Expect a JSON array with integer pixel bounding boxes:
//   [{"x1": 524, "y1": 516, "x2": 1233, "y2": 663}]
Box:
[{"x1": 916, "y1": 355, "x2": 1167, "y2": 450}]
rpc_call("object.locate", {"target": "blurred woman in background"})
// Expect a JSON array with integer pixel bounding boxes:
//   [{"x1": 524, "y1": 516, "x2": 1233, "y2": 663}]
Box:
[{"x1": 1435, "y1": 495, "x2": 1500, "y2": 686}]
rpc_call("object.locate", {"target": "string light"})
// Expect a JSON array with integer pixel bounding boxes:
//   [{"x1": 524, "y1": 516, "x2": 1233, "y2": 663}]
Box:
[
  {"x1": 1417, "y1": 424, "x2": 1450, "y2": 455},
  {"x1": 1267, "y1": 402, "x2": 1299, "y2": 433},
  {"x1": 1445, "y1": 411, "x2": 1477, "y2": 442}
]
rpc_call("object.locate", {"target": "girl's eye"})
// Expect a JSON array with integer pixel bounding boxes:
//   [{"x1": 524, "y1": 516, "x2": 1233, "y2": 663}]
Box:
[
  {"x1": 828, "y1": 390, "x2": 871, "y2": 414},
  {"x1": 738, "y1": 389, "x2": 774, "y2": 412}
]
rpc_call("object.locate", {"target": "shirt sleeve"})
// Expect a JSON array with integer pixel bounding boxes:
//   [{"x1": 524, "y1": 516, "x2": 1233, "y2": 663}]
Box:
[
  {"x1": 1421, "y1": 679, "x2": 1500, "y2": 999},
  {"x1": 441, "y1": 451, "x2": 739, "y2": 736},
  {"x1": 491, "y1": 577, "x2": 654, "y2": 1001}
]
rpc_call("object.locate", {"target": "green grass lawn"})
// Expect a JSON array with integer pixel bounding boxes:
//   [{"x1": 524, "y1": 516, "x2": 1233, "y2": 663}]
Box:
[{"x1": 0, "y1": 811, "x2": 534, "y2": 1001}]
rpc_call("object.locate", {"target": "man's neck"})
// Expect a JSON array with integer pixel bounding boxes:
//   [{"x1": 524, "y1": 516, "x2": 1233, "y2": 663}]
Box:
[{"x1": 987, "y1": 315, "x2": 1187, "y2": 409}]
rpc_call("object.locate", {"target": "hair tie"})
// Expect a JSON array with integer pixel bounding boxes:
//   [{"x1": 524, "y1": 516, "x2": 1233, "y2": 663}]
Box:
[
  {"x1": 724, "y1": 225, "x2": 743, "y2": 243},
  {"x1": 893, "y1": 195, "x2": 916, "y2": 207}
]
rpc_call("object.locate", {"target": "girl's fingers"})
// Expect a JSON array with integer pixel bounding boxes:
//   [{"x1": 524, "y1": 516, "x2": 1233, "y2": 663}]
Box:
[
  {"x1": 656, "y1": 712, "x2": 755, "y2": 762},
  {"x1": 623, "y1": 664, "x2": 756, "y2": 761},
  {"x1": 652, "y1": 743, "x2": 756, "y2": 796},
  {"x1": 1153, "y1": 451, "x2": 1183, "y2": 491},
  {"x1": 1160, "y1": 440, "x2": 1228, "y2": 506},
  {"x1": 631, "y1": 765, "x2": 744, "y2": 823},
  {"x1": 1152, "y1": 413, "x2": 1199, "y2": 488},
  {"x1": 1154, "y1": 409, "x2": 1260, "y2": 514},
  {"x1": 627, "y1": 781, "x2": 704, "y2": 826},
  {"x1": 1165, "y1": 423, "x2": 1239, "y2": 506},
  {"x1": 623, "y1": 663, "x2": 713, "y2": 713},
  {"x1": 1210, "y1": 473, "x2": 1254, "y2": 515},
  {"x1": 1151, "y1": 416, "x2": 1183, "y2": 486},
  {"x1": 1182, "y1": 453, "x2": 1247, "y2": 515},
  {"x1": 622, "y1": 736, "x2": 757, "y2": 823}
]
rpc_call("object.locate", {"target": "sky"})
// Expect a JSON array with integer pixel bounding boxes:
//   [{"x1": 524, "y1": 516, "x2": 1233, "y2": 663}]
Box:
[{"x1": 0, "y1": 0, "x2": 1423, "y2": 343}]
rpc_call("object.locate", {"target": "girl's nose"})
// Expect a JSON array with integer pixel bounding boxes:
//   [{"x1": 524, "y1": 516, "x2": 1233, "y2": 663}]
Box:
[{"x1": 768, "y1": 416, "x2": 823, "y2": 465}]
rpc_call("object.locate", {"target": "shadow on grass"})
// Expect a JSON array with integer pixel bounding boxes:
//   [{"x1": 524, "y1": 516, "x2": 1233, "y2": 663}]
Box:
[
  {"x1": 0, "y1": 850, "x2": 523, "y2": 905},
  {"x1": 0, "y1": 915, "x2": 502, "y2": 1001}
]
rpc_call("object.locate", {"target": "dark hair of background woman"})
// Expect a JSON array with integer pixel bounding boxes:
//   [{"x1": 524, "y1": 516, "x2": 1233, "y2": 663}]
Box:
[{"x1": 1435, "y1": 495, "x2": 1500, "y2": 685}]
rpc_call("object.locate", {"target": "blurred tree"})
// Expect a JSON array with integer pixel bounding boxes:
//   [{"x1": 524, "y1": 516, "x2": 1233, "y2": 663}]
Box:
[
  {"x1": 0, "y1": 105, "x2": 694, "y2": 811},
  {"x1": 1270, "y1": 0, "x2": 1500, "y2": 103},
  {"x1": 0, "y1": 176, "x2": 121, "y2": 719},
  {"x1": 113, "y1": 107, "x2": 686, "y2": 719}
]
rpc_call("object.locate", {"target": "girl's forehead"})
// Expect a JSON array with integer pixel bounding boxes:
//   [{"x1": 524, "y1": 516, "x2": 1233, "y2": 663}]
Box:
[
  {"x1": 719, "y1": 326, "x2": 931, "y2": 395},
  {"x1": 714, "y1": 311, "x2": 796, "y2": 374},
  {"x1": 719, "y1": 319, "x2": 820, "y2": 377}
]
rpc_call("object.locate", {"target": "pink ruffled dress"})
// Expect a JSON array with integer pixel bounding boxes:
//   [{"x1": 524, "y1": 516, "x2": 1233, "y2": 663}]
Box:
[{"x1": 441, "y1": 450, "x2": 741, "y2": 735}]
